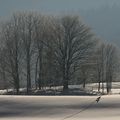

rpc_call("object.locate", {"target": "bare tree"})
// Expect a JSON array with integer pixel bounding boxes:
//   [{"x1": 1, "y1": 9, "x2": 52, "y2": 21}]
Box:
[
  {"x1": 34, "y1": 15, "x2": 60, "y2": 90},
  {"x1": 96, "y1": 43, "x2": 107, "y2": 93},
  {"x1": 105, "y1": 44, "x2": 118, "y2": 94},
  {"x1": 19, "y1": 12, "x2": 36, "y2": 94},
  {"x1": 0, "y1": 48, "x2": 7, "y2": 90},
  {"x1": 0, "y1": 14, "x2": 23, "y2": 94},
  {"x1": 51, "y1": 15, "x2": 95, "y2": 91},
  {"x1": 95, "y1": 42, "x2": 118, "y2": 94},
  {"x1": 33, "y1": 14, "x2": 45, "y2": 90}
]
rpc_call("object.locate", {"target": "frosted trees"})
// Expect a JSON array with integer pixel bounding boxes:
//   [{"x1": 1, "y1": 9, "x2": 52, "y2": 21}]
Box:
[
  {"x1": 52, "y1": 15, "x2": 95, "y2": 91},
  {"x1": 0, "y1": 14, "x2": 23, "y2": 94},
  {"x1": 0, "y1": 12, "x2": 118, "y2": 95},
  {"x1": 105, "y1": 44, "x2": 118, "y2": 94},
  {"x1": 95, "y1": 43, "x2": 118, "y2": 94}
]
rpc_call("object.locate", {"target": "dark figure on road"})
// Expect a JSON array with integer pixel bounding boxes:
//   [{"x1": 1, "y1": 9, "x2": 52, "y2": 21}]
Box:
[{"x1": 96, "y1": 96, "x2": 101, "y2": 103}]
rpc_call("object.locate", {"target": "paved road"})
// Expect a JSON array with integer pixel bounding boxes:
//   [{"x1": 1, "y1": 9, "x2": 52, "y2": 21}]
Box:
[{"x1": 0, "y1": 95, "x2": 120, "y2": 120}]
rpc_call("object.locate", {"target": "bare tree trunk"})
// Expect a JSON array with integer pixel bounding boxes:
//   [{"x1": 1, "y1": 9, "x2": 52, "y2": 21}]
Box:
[
  {"x1": 98, "y1": 81, "x2": 101, "y2": 92},
  {"x1": 38, "y1": 48, "x2": 43, "y2": 90},
  {"x1": 83, "y1": 78, "x2": 86, "y2": 88},
  {"x1": 15, "y1": 64, "x2": 20, "y2": 94},
  {"x1": 62, "y1": 60, "x2": 69, "y2": 91},
  {"x1": 63, "y1": 80, "x2": 68, "y2": 91},
  {"x1": 35, "y1": 56, "x2": 39, "y2": 89},
  {"x1": 102, "y1": 80, "x2": 104, "y2": 94},
  {"x1": 2, "y1": 65, "x2": 8, "y2": 91},
  {"x1": 15, "y1": 38, "x2": 20, "y2": 94},
  {"x1": 26, "y1": 52, "x2": 31, "y2": 94}
]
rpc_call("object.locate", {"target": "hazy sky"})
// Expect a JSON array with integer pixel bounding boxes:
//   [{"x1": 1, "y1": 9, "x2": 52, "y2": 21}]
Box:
[
  {"x1": 0, "y1": 0, "x2": 120, "y2": 17},
  {"x1": 1, "y1": 0, "x2": 120, "y2": 45}
]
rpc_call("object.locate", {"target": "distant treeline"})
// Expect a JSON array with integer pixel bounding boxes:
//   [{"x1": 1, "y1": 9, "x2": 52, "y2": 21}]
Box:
[{"x1": 0, "y1": 12, "x2": 119, "y2": 94}]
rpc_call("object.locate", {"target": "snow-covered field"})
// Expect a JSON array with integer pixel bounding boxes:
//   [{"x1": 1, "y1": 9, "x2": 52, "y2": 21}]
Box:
[
  {"x1": 0, "y1": 82, "x2": 120, "y2": 95},
  {"x1": 0, "y1": 95, "x2": 120, "y2": 120}
]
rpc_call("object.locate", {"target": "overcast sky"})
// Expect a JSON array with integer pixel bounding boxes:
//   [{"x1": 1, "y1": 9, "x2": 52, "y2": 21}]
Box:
[
  {"x1": 1, "y1": 0, "x2": 120, "y2": 45},
  {"x1": 0, "y1": 0, "x2": 120, "y2": 17}
]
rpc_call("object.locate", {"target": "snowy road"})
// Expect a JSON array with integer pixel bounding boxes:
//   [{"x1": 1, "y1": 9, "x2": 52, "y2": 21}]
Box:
[{"x1": 0, "y1": 95, "x2": 120, "y2": 120}]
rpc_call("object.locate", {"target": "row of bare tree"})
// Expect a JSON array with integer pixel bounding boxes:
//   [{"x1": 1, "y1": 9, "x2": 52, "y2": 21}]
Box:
[
  {"x1": 95, "y1": 43, "x2": 118, "y2": 94},
  {"x1": 0, "y1": 12, "x2": 119, "y2": 94}
]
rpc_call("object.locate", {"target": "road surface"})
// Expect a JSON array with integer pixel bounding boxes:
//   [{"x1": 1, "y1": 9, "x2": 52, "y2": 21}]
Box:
[{"x1": 0, "y1": 95, "x2": 120, "y2": 120}]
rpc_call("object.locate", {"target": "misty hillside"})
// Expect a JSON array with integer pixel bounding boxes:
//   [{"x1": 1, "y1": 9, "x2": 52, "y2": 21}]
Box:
[{"x1": 80, "y1": 5, "x2": 120, "y2": 45}]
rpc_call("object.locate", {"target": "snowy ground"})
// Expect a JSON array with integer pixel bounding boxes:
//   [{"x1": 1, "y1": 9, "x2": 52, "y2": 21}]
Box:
[
  {"x1": 0, "y1": 95, "x2": 120, "y2": 120},
  {"x1": 0, "y1": 82, "x2": 120, "y2": 119},
  {"x1": 0, "y1": 82, "x2": 120, "y2": 95}
]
